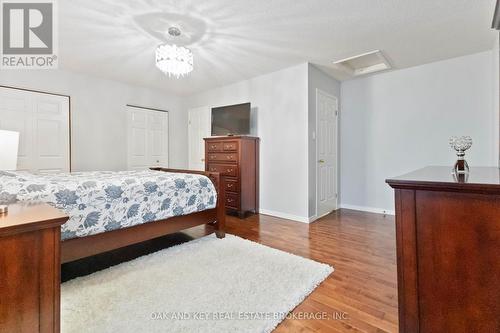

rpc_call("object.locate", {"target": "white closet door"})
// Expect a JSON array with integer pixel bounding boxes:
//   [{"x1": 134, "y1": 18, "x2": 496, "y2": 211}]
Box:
[
  {"x1": 127, "y1": 106, "x2": 168, "y2": 170},
  {"x1": 188, "y1": 106, "x2": 210, "y2": 171},
  {"x1": 0, "y1": 87, "x2": 70, "y2": 173}
]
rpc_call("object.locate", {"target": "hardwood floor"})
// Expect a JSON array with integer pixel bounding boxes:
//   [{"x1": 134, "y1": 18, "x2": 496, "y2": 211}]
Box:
[{"x1": 62, "y1": 209, "x2": 398, "y2": 333}]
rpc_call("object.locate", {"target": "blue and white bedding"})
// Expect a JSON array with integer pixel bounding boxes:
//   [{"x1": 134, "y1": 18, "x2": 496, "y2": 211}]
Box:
[{"x1": 0, "y1": 170, "x2": 216, "y2": 240}]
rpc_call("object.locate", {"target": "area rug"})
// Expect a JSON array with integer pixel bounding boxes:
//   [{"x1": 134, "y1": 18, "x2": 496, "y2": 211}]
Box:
[{"x1": 61, "y1": 234, "x2": 333, "y2": 333}]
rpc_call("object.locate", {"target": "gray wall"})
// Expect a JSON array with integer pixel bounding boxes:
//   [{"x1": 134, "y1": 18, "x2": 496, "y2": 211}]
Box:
[
  {"x1": 340, "y1": 50, "x2": 496, "y2": 212},
  {"x1": 307, "y1": 64, "x2": 341, "y2": 218}
]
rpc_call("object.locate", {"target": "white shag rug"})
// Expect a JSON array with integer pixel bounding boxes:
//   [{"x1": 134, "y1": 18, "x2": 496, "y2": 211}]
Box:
[{"x1": 61, "y1": 234, "x2": 333, "y2": 333}]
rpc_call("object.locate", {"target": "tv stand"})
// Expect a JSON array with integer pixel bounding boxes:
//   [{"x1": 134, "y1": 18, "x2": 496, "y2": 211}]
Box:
[{"x1": 204, "y1": 136, "x2": 259, "y2": 218}]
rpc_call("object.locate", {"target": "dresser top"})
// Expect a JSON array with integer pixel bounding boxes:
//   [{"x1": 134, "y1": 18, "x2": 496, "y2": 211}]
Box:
[
  {"x1": 386, "y1": 166, "x2": 500, "y2": 194},
  {"x1": 0, "y1": 202, "x2": 68, "y2": 237},
  {"x1": 204, "y1": 136, "x2": 259, "y2": 141}
]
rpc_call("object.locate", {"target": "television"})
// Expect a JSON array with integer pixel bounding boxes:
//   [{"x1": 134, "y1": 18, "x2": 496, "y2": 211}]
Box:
[{"x1": 211, "y1": 102, "x2": 251, "y2": 136}]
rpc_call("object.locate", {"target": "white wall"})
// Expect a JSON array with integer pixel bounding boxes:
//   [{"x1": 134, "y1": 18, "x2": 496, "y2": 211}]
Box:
[
  {"x1": 307, "y1": 64, "x2": 341, "y2": 218},
  {"x1": 341, "y1": 50, "x2": 496, "y2": 213},
  {"x1": 494, "y1": 35, "x2": 499, "y2": 166},
  {"x1": 184, "y1": 63, "x2": 310, "y2": 221},
  {"x1": 0, "y1": 70, "x2": 187, "y2": 171}
]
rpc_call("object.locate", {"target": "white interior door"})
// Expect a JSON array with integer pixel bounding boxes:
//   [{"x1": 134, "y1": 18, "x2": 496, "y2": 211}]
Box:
[
  {"x1": 188, "y1": 106, "x2": 210, "y2": 171},
  {"x1": 0, "y1": 86, "x2": 70, "y2": 173},
  {"x1": 316, "y1": 89, "x2": 338, "y2": 217},
  {"x1": 127, "y1": 106, "x2": 168, "y2": 170}
]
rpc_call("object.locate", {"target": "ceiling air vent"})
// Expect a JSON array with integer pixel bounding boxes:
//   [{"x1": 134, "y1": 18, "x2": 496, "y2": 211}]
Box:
[{"x1": 332, "y1": 50, "x2": 391, "y2": 77}]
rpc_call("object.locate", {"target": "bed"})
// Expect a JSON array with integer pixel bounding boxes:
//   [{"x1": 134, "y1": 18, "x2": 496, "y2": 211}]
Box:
[{"x1": 0, "y1": 168, "x2": 225, "y2": 263}]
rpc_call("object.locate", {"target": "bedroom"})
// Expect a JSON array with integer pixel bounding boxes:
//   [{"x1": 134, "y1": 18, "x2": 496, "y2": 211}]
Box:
[{"x1": 0, "y1": 1, "x2": 499, "y2": 332}]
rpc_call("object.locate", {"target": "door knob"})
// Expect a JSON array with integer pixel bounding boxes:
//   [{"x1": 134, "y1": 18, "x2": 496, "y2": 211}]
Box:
[
  {"x1": 318, "y1": 159, "x2": 325, "y2": 163},
  {"x1": 201, "y1": 158, "x2": 205, "y2": 162}
]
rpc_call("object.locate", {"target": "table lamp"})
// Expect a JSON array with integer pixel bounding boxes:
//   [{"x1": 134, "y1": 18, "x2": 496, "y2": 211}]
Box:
[{"x1": 0, "y1": 130, "x2": 19, "y2": 214}]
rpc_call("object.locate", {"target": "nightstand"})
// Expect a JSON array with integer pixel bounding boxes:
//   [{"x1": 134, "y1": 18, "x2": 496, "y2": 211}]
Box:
[{"x1": 0, "y1": 202, "x2": 68, "y2": 333}]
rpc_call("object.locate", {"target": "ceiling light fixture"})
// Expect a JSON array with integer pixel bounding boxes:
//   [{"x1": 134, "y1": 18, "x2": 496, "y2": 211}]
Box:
[{"x1": 155, "y1": 27, "x2": 193, "y2": 78}]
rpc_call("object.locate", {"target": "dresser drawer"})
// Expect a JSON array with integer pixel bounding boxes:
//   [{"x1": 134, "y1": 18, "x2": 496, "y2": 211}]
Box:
[
  {"x1": 208, "y1": 153, "x2": 238, "y2": 163},
  {"x1": 207, "y1": 142, "x2": 223, "y2": 152},
  {"x1": 224, "y1": 178, "x2": 239, "y2": 193},
  {"x1": 225, "y1": 192, "x2": 240, "y2": 209},
  {"x1": 207, "y1": 164, "x2": 238, "y2": 177},
  {"x1": 223, "y1": 141, "x2": 239, "y2": 151}
]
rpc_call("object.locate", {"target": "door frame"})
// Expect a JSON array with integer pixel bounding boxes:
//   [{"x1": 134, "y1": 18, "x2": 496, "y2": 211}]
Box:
[{"x1": 315, "y1": 88, "x2": 339, "y2": 218}]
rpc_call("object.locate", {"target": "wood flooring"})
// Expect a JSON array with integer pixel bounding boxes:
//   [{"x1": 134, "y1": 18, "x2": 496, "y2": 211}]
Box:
[{"x1": 62, "y1": 209, "x2": 398, "y2": 333}]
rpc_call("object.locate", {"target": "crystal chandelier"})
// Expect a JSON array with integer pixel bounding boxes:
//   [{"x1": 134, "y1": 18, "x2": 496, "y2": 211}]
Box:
[{"x1": 155, "y1": 27, "x2": 193, "y2": 78}]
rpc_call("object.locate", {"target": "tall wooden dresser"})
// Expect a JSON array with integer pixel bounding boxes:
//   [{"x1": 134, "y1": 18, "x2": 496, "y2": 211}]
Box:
[
  {"x1": 204, "y1": 136, "x2": 259, "y2": 218},
  {"x1": 387, "y1": 166, "x2": 500, "y2": 333}
]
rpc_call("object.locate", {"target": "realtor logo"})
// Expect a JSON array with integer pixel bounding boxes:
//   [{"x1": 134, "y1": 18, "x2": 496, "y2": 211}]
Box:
[{"x1": 1, "y1": 0, "x2": 58, "y2": 69}]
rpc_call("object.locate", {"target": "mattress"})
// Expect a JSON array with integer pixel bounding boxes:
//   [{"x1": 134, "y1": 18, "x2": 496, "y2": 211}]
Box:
[{"x1": 0, "y1": 170, "x2": 216, "y2": 240}]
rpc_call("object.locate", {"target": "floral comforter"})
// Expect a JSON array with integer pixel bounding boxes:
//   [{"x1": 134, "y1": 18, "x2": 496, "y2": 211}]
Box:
[{"x1": 0, "y1": 170, "x2": 216, "y2": 240}]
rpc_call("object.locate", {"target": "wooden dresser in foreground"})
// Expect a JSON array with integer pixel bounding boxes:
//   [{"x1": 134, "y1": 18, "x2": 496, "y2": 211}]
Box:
[
  {"x1": 387, "y1": 166, "x2": 500, "y2": 333},
  {"x1": 0, "y1": 202, "x2": 68, "y2": 333},
  {"x1": 204, "y1": 136, "x2": 259, "y2": 218}
]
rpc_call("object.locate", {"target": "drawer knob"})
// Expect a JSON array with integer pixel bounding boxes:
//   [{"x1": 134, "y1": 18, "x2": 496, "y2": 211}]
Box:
[
  {"x1": 226, "y1": 169, "x2": 232, "y2": 173},
  {"x1": 227, "y1": 184, "x2": 233, "y2": 188},
  {"x1": 226, "y1": 156, "x2": 231, "y2": 159},
  {"x1": 227, "y1": 199, "x2": 234, "y2": 203},
  {"x1": 211, "y1": 145, "x2": 216, "y2": 149}
]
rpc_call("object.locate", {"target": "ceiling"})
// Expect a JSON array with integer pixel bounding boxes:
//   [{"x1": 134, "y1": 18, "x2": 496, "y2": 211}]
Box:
[{"x1": 59, "y1": 0, "x2": 498, "y2": 95}]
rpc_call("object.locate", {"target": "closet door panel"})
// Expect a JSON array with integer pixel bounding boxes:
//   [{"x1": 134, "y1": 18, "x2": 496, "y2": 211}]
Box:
[{"x1": 127, "y1": 109, "x2": 148, "y2": 170}]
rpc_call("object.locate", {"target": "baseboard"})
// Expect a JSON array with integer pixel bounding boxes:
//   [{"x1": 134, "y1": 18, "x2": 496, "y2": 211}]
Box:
[
  {"x1": 259, "y1": 205, "x2": 394, "y2": 223},
  {"x1": 258, "y1": 209, "x2": 312, "y2": 223},
  {"x1": 307, "y1": 210, "x2": 331, "y2": 223},
  {"x1": 339, "y1": 204, "x2": 395, "y2": 216}
]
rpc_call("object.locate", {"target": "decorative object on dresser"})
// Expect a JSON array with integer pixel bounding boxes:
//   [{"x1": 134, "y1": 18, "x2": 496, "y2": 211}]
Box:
[
  {"x1": 0, "y1": 202, "x2": 68, "y2": 333},
  {"x1": 449, "y1": 136, "x2": 472, "y2": 175},
  {"x1": 386, "y1": 166, "x2": 500, "y2": 333},
  {"x1": 205, "y1": 136, "x2": 259, "y2": 218}
]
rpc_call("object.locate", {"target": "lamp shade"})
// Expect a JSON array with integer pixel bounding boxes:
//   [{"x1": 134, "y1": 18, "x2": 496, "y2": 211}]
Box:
[
  {"x1": 0, "y1": 130, "x2": 19, "y2": 171},
  {"x1": 493, "y1": 0, "x2": 500, "y2": 29}
]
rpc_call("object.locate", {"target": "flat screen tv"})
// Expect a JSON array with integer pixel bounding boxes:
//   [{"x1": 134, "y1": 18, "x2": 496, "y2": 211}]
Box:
[{"x1": 211, "y1": 102, "x2": 251, "y2": 136}]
